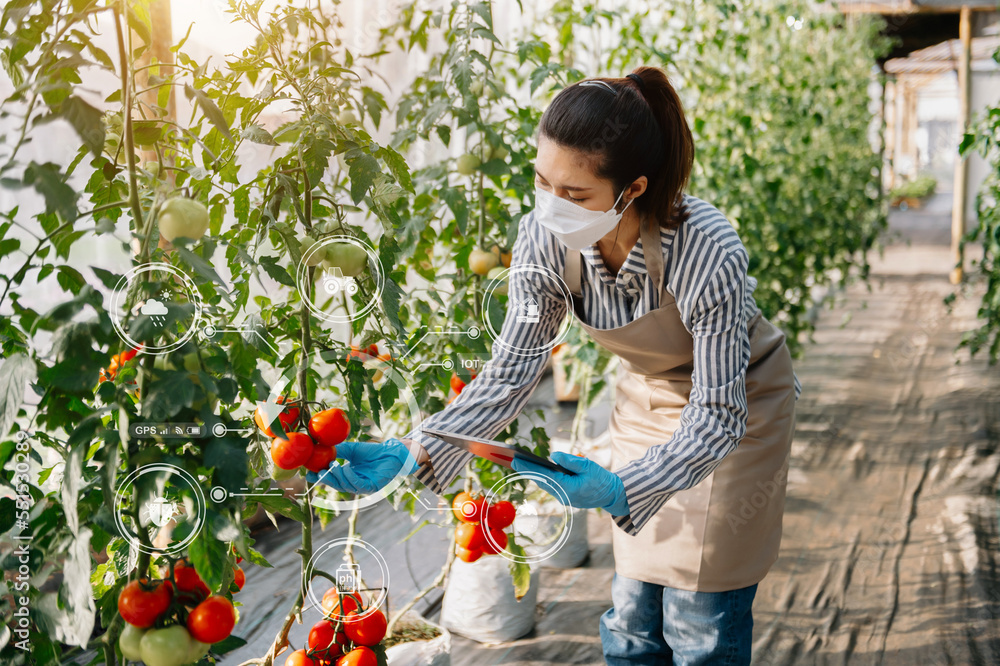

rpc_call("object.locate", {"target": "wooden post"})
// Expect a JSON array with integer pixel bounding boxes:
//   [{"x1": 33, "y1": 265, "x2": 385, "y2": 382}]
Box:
[
  {"x1": 951, "y1": 5, "x2": 972, "y2": 284},
  {"x1": 885, "y1": 78, "x2": 897, "y2": 192}
]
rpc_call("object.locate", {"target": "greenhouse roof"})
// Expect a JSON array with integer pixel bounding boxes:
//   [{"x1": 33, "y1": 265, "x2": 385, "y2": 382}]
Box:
[{"x1": 884, "y1": 35, "x2": 1000, "y2": 73}]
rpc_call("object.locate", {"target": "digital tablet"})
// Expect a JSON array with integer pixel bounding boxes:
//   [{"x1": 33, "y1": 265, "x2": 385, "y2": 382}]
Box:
[{"x1": 421, "y1": 427, "x2": 577, "y2": 476}]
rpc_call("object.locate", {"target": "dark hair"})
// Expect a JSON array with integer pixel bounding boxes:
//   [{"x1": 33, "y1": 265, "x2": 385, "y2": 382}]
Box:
[{"x1": 537, "y1": 66, "x2": 694, "y2": 230}]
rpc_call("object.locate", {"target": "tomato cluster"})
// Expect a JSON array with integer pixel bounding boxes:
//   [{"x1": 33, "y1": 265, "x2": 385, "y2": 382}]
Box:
[
  {"x1": 286, "y1": 587, "x2": 387, "y2": 666},
  {"x1": 451, "y1": 492, "x2": 516, "y2": 562},
  {"x1": 254, "y1": 399, "x2": 351, "y2": 474},
  {"x1": 99, "y1": 345, "x2": 143, "y2": 393},
  {"x1": 116, "y1": 562, "x2": 241, "y2": 666},
  {"x1": 345, "y1": 344, "x2": 379, "y2": 363}
]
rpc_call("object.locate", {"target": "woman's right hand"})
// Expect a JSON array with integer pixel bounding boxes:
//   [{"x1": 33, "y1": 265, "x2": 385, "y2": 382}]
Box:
[{"x1": 305, "y1": 438, "x2": 424, "y2": 494}]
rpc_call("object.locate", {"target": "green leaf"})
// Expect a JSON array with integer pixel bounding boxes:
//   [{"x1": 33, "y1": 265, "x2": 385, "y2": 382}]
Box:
[
  {"x1": 0, "y1": 353, "x2": 35, "y2": 438},
  {"x1": 204, "y1": 438, "x2": 250, "y2": 491},
  {"x1": 259, "y1": 255, "x2": 295, "y2": 287},
  {"x1": 132, "y1": 120, "x2": 164, "y2": 146},
  {"x1": 210, "y1": 634, "x2": 248, "y2": 654},
  {"x1": 140, "y1": 371, "x2": 196, "y2": 421},
  {"x1": 254, "y1": 494, "x2": 306, "y2": 522},
  {"x1": 507, "y1": 537, "x2": 531, "y2": 600},
  {"x1": 188, "y1": 523, "x2": 231, "y2": 593},
  {"x1": 348, "y1": 153, "x2": 381, "y2": 204},
  {"x1": 176, "y1": 247, "x2": 232, "y2": 293},
  {"x1": 380, "y1": 276, "x2": 406, "y2": 337},
  {"x1": 185, "y1": 83, "x2": 234, "y2": 144},
  {"x1": 0, "y1": 497, "x2": 15, "y2": 534},
  {"x1": 23, "y1": 162, "x2": 78, "y2": 222},
  {"x1": 241, "y1": 123, "x2": 278, "y2": 146},
  {"x1": 59, "y1": 96, "x2": 105, "y2": 156}
]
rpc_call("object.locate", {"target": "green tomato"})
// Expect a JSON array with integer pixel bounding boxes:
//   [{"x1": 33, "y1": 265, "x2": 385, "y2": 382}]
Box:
[
  {"x1": 456, "y1": 153, "x2": 480, "y2": 176},
  {"x1": 469, "y1": 80, "x2": 484, "y2": 96},
  {"x1": 486, "y1": 266, "x2": 508, "y2": 296},
  {"x1": 144, "y1": 161, "x2": 161, "y2": 178},
  {"x1": 271, "y1": 465, "x2": 298, "y2": 481},
  {"x1": 118, "y1": 623, "x2": 147, "y2": 662},
  {"x1": 182, "y1": 352, "x2": 200, "y2": 374},
  {"x1": 186, "y1": 638, "x2": 211, "y2": 664},
  {"x1": 299, "y1": 236, "x2": 326, "y2": 267},
  {"x1": 325, "y1": 243, "x2": 369, "y2": 277},
  {"x1": 338, "y1": 109, "x2": 358, "y2": 125},
  {"x1": 140, "y1": 626, "x2": 193, "y2": 666},
  {"x1": 158, "y1": 198, "x2": 210, "y2": 243},
  {"x1": 485, "y1": 83, "x2": 502, "y2": 100},
  {"x1": 153, "y1": 355, "x2": 177, "y2": 372},
  {"x1": 489, "y1": 145, "x2": 509, "y2": 161}
]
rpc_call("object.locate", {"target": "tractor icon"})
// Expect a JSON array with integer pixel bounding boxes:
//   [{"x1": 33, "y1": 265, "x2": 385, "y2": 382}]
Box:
[{"x1": 321, "y1": 267, "x2": 359, "y2": 296}]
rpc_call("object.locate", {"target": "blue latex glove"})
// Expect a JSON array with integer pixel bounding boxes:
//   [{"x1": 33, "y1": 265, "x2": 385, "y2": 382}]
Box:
[
  {"x1": 511, "y1": 451, "x2": 630, "y2": 516},
  {"x1": 306, "y1": 438, "x2": 419, "y2": 494}
]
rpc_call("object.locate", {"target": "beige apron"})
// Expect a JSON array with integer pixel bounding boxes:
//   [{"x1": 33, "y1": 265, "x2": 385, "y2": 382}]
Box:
[{"x1": 563, "y1": 219, "x2": 796, "y2": 592}]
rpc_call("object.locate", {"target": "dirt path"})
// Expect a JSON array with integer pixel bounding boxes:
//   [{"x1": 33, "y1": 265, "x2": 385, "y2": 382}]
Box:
[{"x1": 752, "y1": 242, "x2": 1000, "y2": 665}]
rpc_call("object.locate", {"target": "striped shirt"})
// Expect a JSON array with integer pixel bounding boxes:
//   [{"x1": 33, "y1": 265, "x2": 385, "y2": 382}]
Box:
[{"x1": 406, "y1": 192, "x2": 802, "y2": 536}]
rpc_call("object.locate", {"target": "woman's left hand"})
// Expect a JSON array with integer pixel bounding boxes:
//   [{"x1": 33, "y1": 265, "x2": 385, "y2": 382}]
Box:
[{"x1": 511, "y1": 451, "x2": 630, "y2": 516}]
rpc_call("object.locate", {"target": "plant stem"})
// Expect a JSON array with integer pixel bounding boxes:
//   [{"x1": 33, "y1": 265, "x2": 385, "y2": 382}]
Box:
[
  {"x1": 113, "y1": 2, "x2": 148, "y2": 264},
  {"x1": 262, "y1": 493, "x2": 312, "y2": 666}
]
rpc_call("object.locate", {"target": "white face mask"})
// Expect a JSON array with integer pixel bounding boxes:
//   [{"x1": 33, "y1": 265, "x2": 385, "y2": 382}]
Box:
[{"x1": 535, "y1": 185, "x2": 634, "y2": 250}]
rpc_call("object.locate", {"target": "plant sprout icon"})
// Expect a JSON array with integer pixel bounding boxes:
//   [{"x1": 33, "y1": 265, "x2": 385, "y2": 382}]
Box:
[{"x1": 140, "y1": 298, "x2": 169, "y2": 327}]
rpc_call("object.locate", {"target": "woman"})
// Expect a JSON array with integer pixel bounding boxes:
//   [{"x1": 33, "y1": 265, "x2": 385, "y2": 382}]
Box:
[{"x1": 308, "y1": 66, "x2": 801, "y2": 665}]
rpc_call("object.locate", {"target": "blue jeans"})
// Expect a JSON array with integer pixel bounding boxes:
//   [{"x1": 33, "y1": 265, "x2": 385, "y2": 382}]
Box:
[{"x1": 599, "y1": 573, "x2": 758, "y2": 665}]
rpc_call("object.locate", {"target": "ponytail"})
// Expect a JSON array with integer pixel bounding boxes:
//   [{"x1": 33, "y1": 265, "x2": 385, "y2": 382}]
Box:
[{"x1": 537, "y1": 65, "x2": 694, "y2": 230}]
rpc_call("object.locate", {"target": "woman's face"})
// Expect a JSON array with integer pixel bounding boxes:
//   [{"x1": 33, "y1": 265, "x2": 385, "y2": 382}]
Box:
[{"x1": 534, "y1": 133, "x2": 647, "y2": 218}]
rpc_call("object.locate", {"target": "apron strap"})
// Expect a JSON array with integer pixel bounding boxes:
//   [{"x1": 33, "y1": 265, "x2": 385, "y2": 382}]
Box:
[
  {"x1": 565, "y1": 249, "x2": 583, "y2": 297},
  {"x1": 639, "y1": 216, "x2": 666, "y2": 296}
]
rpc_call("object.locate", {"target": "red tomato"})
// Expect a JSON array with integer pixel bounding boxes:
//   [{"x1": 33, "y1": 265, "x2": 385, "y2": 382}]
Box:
[
  {"x1": 118, "y1": 579, "x2": 173, "y2": 628},
  {"x1": 485, "y1": 500, "x2": 516, "y2": 530},
  {"x1": 255, "y1": 396, "x2": 301, "y2": 437},
  {"x1": 367, "y1": 344, "x2": 379, "y2": 357},
  {"x1": 186, "y1": 595, "x2": 237, "y2": 644},
  {"x1": 455, "y1": 522, "x2": 485, "y2": 550},
  {"x1": 304, "y1": 444, "x2": 337, "y2": 473},
  {"x1": 285, "y1": 649, "x2": 318, "y2": 666},
  {"x1": 336, "y1": 647, "x2": 377, "y2": 666},
  {"x1": 343, "y1": 609, "x2": 387, "y2": 647},
  {"x1": 449, "y1": 374, "x2": 465, "y2": 394},
  {"x1": 308, "y1": 409, "x2": 351, "y2": 447},
  {"x1": 455, "y1": 545, "x2": 482, "y2": 563},
  {"x1": 174, "y1": 561, "x2": 210, "y2": 600},
  {"x1": 482, "y1": 528, "x2": 508, "y2": 555},
  {"x1": 271, "y1": 432, "x2": 315, "y2": 470},
  {"x1": 309, "y1": 619, "x2": 341, "y2": 655},
  {"x1": 321, "y1": 588, "x2": 361, "y2": 618},
  {"x1": 233, "y1": 566, "x2": 245, "y2": 592}
]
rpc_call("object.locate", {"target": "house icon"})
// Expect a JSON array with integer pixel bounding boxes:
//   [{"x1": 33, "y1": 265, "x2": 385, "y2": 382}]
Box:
[{"x1": 516, "y1": 297, "x2": 540, "y2": 323}]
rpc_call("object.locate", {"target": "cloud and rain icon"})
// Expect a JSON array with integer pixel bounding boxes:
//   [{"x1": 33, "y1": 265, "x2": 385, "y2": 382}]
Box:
[{"x1": 139, "y1": 298, "x2": 169, "y2": 327}]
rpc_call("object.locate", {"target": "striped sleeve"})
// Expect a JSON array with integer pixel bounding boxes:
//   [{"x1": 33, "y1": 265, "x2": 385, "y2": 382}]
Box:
[
  {"x1": 407, "y1": 211, "x2": 568, "y2": 494},
  {"x1": 612, "y1": 247, "x2": 751, "y2": 535}
]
